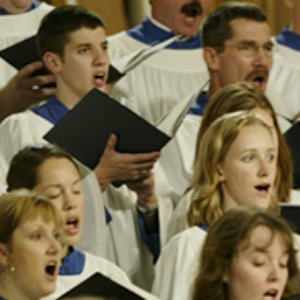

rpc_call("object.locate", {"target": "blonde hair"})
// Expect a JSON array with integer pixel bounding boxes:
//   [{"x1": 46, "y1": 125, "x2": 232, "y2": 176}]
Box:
[
  {"x1": 194, "y1": 82, "x2": 292, "y2": 204},
  {"x1": 0, "y1": 189, "x2": 63, "y2": 245},
  {"x1": 188, "y1": 111, "x2": 278, "y2": 227}
]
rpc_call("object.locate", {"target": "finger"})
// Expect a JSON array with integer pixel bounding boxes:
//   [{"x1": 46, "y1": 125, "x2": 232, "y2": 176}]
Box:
[
  {"x1": 17, "y1": 61, "x2": 45, "y2": 78},
  {"x1": 105, "y1": 133, "x2": 118, "y2": 150},
  {"x1": 26, "y1": 74, "x2": 56, "y2": 87},
  {"x1": 120, "y1": 151, "x2": 160, "y2": 164}
]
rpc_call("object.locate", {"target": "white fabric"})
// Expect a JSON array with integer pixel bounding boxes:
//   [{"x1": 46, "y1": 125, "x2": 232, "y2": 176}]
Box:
[
  {"x1": 267, "y1": 41, "x2": 300, "y2": 127},
  {"x1": 0, "y1": 109, "x2": 171, "y2": 290},
  {"x1": 108, "y1": 31, "x2": 209, "y2": 124},
  {"x1": 43, "y1": 251, "x2": 158, "y2": 300},
  {"x1": 0, "y1": 3, "x2": 53, "y2": 88},
  {"x1": 153, "y1": 224, "x2": 300, "y2": 300},
  {"x1": 152, "y1": 226, "x2": 207, "y2": 300}
]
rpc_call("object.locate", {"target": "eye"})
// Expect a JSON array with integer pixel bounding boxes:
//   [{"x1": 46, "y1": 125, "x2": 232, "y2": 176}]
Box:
[
  {"x1": 264, "y1": 43, "x2": 274, "y2": 54},
  {"x1": 31, "y1": 232, "x2": 42, "y2": 240},
  {"x1": 242, "y1": 154, "x2": 254, "y2": 162},
  {"x1": 53, "y1": 231, "x2": 61, "y2": 240},
  {"x1": 78, "y1": 46, "x2": 90, "y2": 54},
  {"x1": 102, "y1": 43, "x2": 108, "y2": 51},
  {"x1": 266, "y1": 152, "x2": 276, "y2": 162}
]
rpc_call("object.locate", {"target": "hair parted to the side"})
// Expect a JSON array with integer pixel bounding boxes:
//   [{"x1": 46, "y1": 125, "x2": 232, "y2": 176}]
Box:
[
  {"x1": 193, "y1": 82, "x2": 292, "y2": 205},
  {"x1": 192, "y1": 207, "x2": 299, "y2": 300},
  {"x1": 202, "y1": 1, "x2": 267, "y2": 51},
  {"x1": 0, "y1": 189, "x2": 63, "y2": 246},
  {"x1": 7, "y1": 144, "x2": 80, "y2": 192},
  {"x1": 187, "y1": 111, "x2": 277, "y2": 227},
  {"x1": 36, "y1": 4, "x2": 105, "y2": 57}
]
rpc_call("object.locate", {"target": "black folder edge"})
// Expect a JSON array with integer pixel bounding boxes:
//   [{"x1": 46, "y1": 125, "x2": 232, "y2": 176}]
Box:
[
  {"x1": 58, "y1": 272, "x2": 144, "y2": 299},
  {"x1": 43, "y1": 89, "x2": 171, "y2": 185},
  {"x1": 279, "y1": 203, "x2": 300, "y2": 233}
]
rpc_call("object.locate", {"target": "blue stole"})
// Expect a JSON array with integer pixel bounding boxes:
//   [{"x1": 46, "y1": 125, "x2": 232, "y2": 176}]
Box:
[
  {"x1": 188, "y1": 91, "x2": 209, "y2": 116},
  {"x1": 32, "y1": 96, "x2": 113, "y2": 224},
  {"x1": 198, "y1": 224, "x2": 209, "y2": 232},
  {"x1": 0, "y1": 1, "x2": 40, "y2": 15},
  {"x1": 128, "y1": 17, "x2": 201, "y2": 50},
  {"x1": 60, "y1": 247, "x2": 85, "y2": 275},
  {"x1": 276, "y1": 27, "x2": 300, "y2": 51},
  {"x1": 137, "y1": 209, "x2": 160, "y2": 262}
]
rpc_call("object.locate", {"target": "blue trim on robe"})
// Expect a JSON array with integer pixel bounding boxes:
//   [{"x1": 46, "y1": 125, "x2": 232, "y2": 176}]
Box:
[
  {"x1": 137, "y1": 209, "x2": 160, "y2": 262},
  {"x1": 188, "y1": 91, "x2": 209, "y2": 116},
  {"x1": 31, "y1": 96, "x2": 113, "y2": 224},
  {"x1": 127, "y1": 17, "x2": 201, "y2": 50},
  {"x1": 276, "y1": 27, "x2": 300, "y2": 51},
  {"x1": 0, "y1": 296, "x2": 6, "y2": 300},
  {"x1": 198, "y1": 224, "x2": 209, "y2": 232},
  {"x1": 32, "y1": 95, "x2": 68, "y2": 124},
  {"x1": 0, "y1": 0, "x2": 40, "y2": 15},
  {"x1": 60, "y1": 247, "x2": 85, "y2": 275}
]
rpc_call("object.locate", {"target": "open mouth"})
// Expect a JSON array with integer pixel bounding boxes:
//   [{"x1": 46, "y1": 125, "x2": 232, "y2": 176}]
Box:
[
  {"x1": 247, "y1": 69, "x2": 269, "y2": 89},
  {"x1": 65, "y1": 217, "x2": 80, "y2": 235},
  {"x1": 255, "y1": 183, "x2": 271, "y2": 194},
  {"x1": 263, "y1": 288, "x2": 279, "y2": 299},
  {"x1": 181, "y1": 1, "x2": 202, "y2": 17},
  {"x1": 93, "y1": 72, "x2": 106, "y2": 87},
  {"x1": 45, "y1": 261, "x2": 58, "y2": 277}
]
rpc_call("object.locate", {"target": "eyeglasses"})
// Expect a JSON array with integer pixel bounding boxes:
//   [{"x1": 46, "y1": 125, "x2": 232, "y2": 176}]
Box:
[{"x1": 223, "y1": 42, "x2": 276, "y2": 57}]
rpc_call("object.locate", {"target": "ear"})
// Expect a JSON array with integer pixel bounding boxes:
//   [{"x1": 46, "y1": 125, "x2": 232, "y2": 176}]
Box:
[
  {"x1": 43, "y1": 51, "x2": 63, "y2": 74},
  {"x1": 0, "y1": 243, "x2": 9, "y2": 267},
  {"x1": 217, "y1": 164, "x2": 225, "y2": 182},
  {"x1": 203, "y1": 47, "x2": 220, "y2": 71}
]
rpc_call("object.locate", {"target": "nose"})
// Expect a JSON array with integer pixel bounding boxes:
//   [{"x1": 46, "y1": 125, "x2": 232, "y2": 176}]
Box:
[
  {"x1": 258, "y1": 158, "x2": 271, "y2": 177},
  {"x1": 62, "y1": 192, "x2": 77, "y2": 211},
  {"x1": 93, "y1": 47, "x2": 108, "y2": 66},
  {"x1": 47, "y1": 235, "x2": 62, "y2": 256},
  {"x1": 253, "y1": 47, "x2": 271, "y2": 68},
  {"x1": 267, "y1": 262, "x2": 282, "y2": 282}
]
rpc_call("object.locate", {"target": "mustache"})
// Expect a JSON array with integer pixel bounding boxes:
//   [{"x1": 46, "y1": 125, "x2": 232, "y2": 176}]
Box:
[
  {"x1": 246, "y1": 68, "x2": 269, "y2": 81},
  {"x1": 181, "y1": 0, "x2": 203, "y2": 17}
]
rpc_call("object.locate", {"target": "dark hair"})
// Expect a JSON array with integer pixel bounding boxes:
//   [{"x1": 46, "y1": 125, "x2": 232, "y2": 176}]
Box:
[
  {"x1": 192, "y1": 207, "x2": 299, "y2": 300},
  {"x1": 36, "y1": 5, "x2": 105, "y2": 57},
  {"x1": 7, "y1": 144, "x2": 79, "y2": 191},
  {"x1": 202, "y1": 2, "x2": 267, "y2": 51}
]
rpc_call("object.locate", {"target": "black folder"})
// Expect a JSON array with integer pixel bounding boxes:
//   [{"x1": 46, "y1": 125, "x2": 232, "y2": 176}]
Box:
[
  {"x1": 0, "y1": 35, "x2": 49, "y2": 77},
  {"x1": 284, "y1": 122, "x2": 300, "y2": 189},
  {"x1": 280, "y1": 203, "x2": 300, "y2": 234},
  {"x1": 44, "y1": 88, "x2": 170, "y2": 172},
  {"x1": 58, "y1": 272, "x2": 144, "y2": 299}
]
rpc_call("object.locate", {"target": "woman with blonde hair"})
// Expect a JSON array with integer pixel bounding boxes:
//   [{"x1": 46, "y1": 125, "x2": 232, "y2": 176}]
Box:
[
  {"x1": 0, "y1": 189, "x2": 63, "y2": 300},
  {"x1": 152, "y1": 111, "x2": 296, "y2": 300},
  {"x1": 168, "y1": 81, "x2": 293, "y2": 238}
]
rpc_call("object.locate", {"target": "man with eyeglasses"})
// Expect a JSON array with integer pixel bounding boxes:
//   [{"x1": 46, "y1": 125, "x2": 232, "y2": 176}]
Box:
[{"x1": 157, "y1": 2, "x2": 277, "y2": 199}]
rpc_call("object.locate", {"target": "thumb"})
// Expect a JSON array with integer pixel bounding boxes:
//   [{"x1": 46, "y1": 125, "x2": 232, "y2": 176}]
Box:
[{"x1": 105, "y1": 133, "x2": 118, "y2": 150}]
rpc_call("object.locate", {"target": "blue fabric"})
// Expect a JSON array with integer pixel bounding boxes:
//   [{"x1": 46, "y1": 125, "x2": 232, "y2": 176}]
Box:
[
  {"x1": 137, "y1": 209, "x2": 160, "y2": 262},
  {"x1": 32, "y1": 95, "x2": 69, "y2": 125},
  {"x1": 128, "y1": 17, "x2": 201, "y2": 50},
  {"x1": 276, "y1": 27, "x2": 300, "y2": 51},
  {"x1": 0, "y1": 296, "x2": 6, "y2": 300},
  {"x1": 198, "y1": 224, "x2": 209, "y2": 232},
  {"x1": 60, "y1": 247, "x2": 85, "y2": 275},
  {"x1": 188, "y1": 91, "x2": 209, "y2": 116},
  {"x1": 0, "y1": 1, "x2": 40, "y2": 15}
]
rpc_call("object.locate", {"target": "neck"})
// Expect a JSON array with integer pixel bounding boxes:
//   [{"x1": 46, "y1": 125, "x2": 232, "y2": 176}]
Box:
[
  {"x1": 0, "y1": 275, "x2": 36, "y2": 300},
  {"x1": 208, "y1": 72, "x2": 222, "y2": 97},
  {"x1": 55, "y1": 84, "x2": 82, "y2": 110}
]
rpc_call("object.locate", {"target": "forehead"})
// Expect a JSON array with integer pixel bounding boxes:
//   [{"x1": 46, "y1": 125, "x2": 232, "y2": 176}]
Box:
[
  {"x1": 229, "y1": 125, "x2": 274, "y2": 153},
  {"x1": 228, "y1": 18, "x2": 272, "y2": 43},
  {"x1": 241, "y1": 225, "x2": 286, "y2": 252},
  {"x1": 66, "y1": 26, "x2": 106, "y2": 46}
]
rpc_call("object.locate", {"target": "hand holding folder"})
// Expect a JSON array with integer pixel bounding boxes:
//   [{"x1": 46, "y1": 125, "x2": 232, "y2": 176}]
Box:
[{"x1": 44, "y1": 88, "x2": 170, "y2": 187}]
